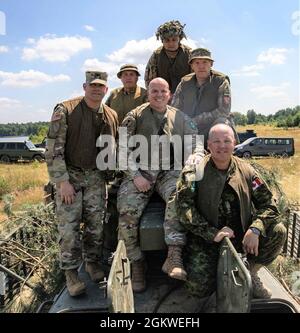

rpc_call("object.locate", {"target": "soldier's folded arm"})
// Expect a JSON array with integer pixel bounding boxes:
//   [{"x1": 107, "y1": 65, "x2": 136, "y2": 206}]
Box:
[
  {"x1": 193, "y1": 79, "x2": 231, "y2": 128},
  {"x1": 171, "y1": 82, "x2": 184, "y2": 110},
  {"x1": 46, "y1": 104, "x2": 69, "y2": 184},
  {"x1": 175, "y1": 168, "x2": 219, "y2": 242},
  {"x1": 249, "y1": 171, "x2": 280, "y2": 237}
]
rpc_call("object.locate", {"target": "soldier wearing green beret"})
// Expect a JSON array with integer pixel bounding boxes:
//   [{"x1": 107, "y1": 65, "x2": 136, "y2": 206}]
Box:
[
  {"x1": 106, "y1": 64, "x2": 148, "y2": 124},
  {"x1": 144, "y1": 20, "x2": 192, "y2": 95}
]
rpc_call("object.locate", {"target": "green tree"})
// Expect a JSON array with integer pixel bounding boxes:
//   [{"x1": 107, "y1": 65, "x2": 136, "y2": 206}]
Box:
[{"x1": 247, "y1": 109, "x2": 256, "y2": 124}]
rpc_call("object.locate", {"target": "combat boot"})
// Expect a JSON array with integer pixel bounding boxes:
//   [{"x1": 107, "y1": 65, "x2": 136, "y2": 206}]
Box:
[
  {"x1": 65, "y1": 269, "x2": 86, "y2": 297},
  {"x1": 162, "y1": 245, "x2": 187, "y2": 281},
  {"x1": 131, "y1": 260, "x2": 146, "y2": 293},
  {"x1": 85, "y1": 262, "x2": 105, "y2": 282},
  {"x1": 250, "y1": 263, "x2": 272, "y2": 299}
]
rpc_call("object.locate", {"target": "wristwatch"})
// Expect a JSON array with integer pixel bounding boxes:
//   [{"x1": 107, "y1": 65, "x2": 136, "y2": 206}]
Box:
[{"x1": 250, "y1": 227, "x2": 261, "y2": 236}]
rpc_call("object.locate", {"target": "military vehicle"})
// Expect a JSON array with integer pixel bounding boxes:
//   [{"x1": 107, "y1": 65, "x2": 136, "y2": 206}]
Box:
[
  {"x1": 0, "y1": 137, "x2": 45, "y2": 162},
  {"x1": 41, "y1": 189, "x2": 300, "y2": 314},
  {"x1": 237, "y1": 129, "x2": 257, "y2": 143}
]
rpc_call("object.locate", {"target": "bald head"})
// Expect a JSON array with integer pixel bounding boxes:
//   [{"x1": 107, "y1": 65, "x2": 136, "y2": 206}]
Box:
[
  {"x1": 148, "y1": 77, "x2": 169, "y2": 90},
  {"x1": 208, "y1": 123, "x2": 235, "y2": 141},
  {"x1": 148, "y1": 77, "x2": 171, "y2": 112}
]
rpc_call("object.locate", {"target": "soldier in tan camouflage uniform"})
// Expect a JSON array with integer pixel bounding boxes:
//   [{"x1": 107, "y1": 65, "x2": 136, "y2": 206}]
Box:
[
  {"x1": 106, "y1": 64, "x2": 148, "y2": 124},
  {"x1": 46, "y1": 71, "x2": 118, "y2": 297},
  {"x1": 174, "y1": 123, "x2": 286, "y2": 299},
  {"x1": 172, "y1": 48, "x2": 238, "y2": 148},
  {"x1": 117, "y1": 78, "x2": 203, "y2": 293},
  {"x1": 144, "y1": 20, "x2": 192, "y2": 95}
]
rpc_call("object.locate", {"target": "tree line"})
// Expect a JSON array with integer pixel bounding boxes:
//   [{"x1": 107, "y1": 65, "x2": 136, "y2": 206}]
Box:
[
  {"x1": 232, "y1": 106, "x2": 300, "y2": 127},
  {"x1": 0, "y1": 105, "x2": 299, "y2": 141}
]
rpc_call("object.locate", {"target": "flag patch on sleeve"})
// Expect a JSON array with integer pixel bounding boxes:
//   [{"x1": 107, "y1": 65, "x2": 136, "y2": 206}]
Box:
[{"x1": 252, "y1": 177, "x2": 263, "y2": 191}]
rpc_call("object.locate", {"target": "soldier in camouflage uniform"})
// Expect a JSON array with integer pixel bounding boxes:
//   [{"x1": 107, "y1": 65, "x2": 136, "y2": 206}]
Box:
[
  {"x1": 46, "y1": 71, "x2": 118, "y2": 297},
  {"x1": 144, "y1": 20, "x2": 192, "y2": 95},
  {"x1": 106, "y1": 64, "x2": 148, "y2": 124},
  {"x1": 172, "y1": 48, "x2": 238, "y2": 148},
  {"x1": 174, "y1": 123, "x2": 286, "y2": 299},
  {"x1": 118, "y1": 78, "x2": 203, "y2": 292}
]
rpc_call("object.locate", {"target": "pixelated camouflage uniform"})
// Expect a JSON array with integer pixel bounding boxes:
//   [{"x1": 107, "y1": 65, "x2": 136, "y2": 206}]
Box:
[
  {"x1": 117, "y1": 102, "x2": 203, "y2": 262},
  {"x1": 171, "y1": 71, "x2": 237, "y2": 146},
  {"x1": 46, "y1": 97, "x2": 118, "y2": 270},
  {"x1": 175, "y1": 155, "x2": 286, "y2": 297},
  {"x1": 106, "y1": 86, "x2": 148, "y2": 124}
]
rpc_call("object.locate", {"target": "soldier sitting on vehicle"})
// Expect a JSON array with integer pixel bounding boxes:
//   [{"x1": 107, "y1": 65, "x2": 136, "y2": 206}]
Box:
[
  {"x1": 144, "y1": 20, "x2": 192, "y2": 96},
  {"x1": 174, "y1": 123, "x2": 286, "y2": 299},
  {"x1": 45, "y1": 70, "x2": 118, "y2": 297},
  {"x1": 117, "y1": 77, "x2": 203, "y2": 293}
]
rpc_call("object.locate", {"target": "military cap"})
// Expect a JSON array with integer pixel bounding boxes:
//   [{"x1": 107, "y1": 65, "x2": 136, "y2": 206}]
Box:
[
  {"x1": 156, "y1": 20, "x2": 187, "y2": 41},
  {"x1": 189, "y1": 48, "x2": 214, "y2": 64},
  {"x1": 117, "y1": 64, "x2": 141, "y2": 78},
  {"x1": 85, "y1": 71, "x2": 108, "y2": 85}
]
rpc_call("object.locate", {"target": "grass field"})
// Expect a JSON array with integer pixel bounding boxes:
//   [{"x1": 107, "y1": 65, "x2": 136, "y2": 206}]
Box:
[
  {"x1": 236, "y1": 125, "x2": 300, "y2": 205},
  {"x1": 0, "y1": 125, "x2": 299, "y2": 223}
]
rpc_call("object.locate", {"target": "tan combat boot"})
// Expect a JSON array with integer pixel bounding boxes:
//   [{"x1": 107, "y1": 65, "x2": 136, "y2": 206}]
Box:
[
  {"x1": 162, "y1": 245, "x2": 187, "y2": 281},
  {"x1": 131, "y1": 260, "x2": 146, "y2": 293},
  {"x1": 85, "y1": 262, "x2": 105, "y2": 282},
  {"x1": 250, "y1": 263, "x2": 272, "y2": 299},
  {"x1": 65, "y1": 269, "x2": 86, "y2": 297}
]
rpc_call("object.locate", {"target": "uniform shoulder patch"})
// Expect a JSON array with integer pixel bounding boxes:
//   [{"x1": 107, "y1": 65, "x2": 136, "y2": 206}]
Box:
[
  {"x1": 51, "y1": 110, "x2": 63, "y2": 122},
  {"x1": 252, "y1": 177, "x2": 263, "y2": 191}
]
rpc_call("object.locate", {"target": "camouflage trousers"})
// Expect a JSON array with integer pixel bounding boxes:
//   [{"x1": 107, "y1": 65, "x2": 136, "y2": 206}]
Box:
[
  {"x1": 56, "y1": 167, "x2": 107, "y2": 270},
  {"x1": 117, "y1": 170, "x2": 185, "y2": 262},
  {"x1": 184, "y1": 222, "x2": 286, "y2": 298}
]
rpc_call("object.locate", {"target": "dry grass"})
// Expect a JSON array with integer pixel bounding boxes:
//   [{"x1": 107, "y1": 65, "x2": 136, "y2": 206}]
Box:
[
  {"x1": 237, "y1": 125, "x2": 300, "y2": 205},
  {"x1": 0, "y1": 162, "x2": 49, "y2": 223}
]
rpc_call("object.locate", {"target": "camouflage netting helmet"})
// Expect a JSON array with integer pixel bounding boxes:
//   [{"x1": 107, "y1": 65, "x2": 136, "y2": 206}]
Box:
[{"x1": 156, "y1": 20, "x2": 187, "y2": 41}]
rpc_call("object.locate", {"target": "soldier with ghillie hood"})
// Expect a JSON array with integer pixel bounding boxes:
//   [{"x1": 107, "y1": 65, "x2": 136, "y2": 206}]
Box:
[{"x1": 144, "y1": 20, "x2": 192, "y2": 95}]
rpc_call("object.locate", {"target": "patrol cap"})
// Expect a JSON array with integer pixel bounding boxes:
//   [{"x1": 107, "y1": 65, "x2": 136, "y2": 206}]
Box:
[
  {"x1": 117, "y1": 64, "x2": 141, "y2": 78},
  {"x1": 85, "y1": 71, "x2": 108, "y2": 85},
  {"x1": 189, "y1": 48, "x2": 214, "y2": 64}
]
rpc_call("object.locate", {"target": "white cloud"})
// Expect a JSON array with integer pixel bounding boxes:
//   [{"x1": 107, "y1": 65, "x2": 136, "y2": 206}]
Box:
[
  {"x1": 0, "y1": 45, "x2": 9, "y2": 53},
  {"x1": 0, "y1": 70, "x2": 70, "y2": 88},
  {"x1": 257, "y1": 48, "x2": 289, "y2": 65},
  {"x1": 0, "y1": 97, "x2": 22, "y2": 109},
  {"x1": 250, "y1": 82, "x2": 290, "y2": 99},
  {"x1": 84, "y1": 25, "x2": 96, "y2": 32},
  {"x1": 22, "y1": 35, "x2": 92, "y2": 62},
  {"x1": 82, "y1": 36, "x2": 198, "y2": 87},
  {"x1": 231, "y1": 64, "x2": 265, "y2": 77}
]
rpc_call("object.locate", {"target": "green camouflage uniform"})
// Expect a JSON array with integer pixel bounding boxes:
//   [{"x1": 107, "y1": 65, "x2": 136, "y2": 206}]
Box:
[
  {"x1": 175, "y1": 155, "x2": 286, "y2": 297},
  {"x1": 117, "y1": 103, "x2": 203, "y2": 262},
  {"x1": 106, "y1": 85, "x2": 148, "y2": 124},
  {"x1": 171, "y1": 71, "x2": 237, "y2": 147},
  {"x1": 46, "y1": 98, "x2": 118, "y2": 270}
]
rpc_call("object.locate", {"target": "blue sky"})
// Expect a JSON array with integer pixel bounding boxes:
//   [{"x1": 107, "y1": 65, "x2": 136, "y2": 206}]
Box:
[{"x1": 0, "y1": 0, "x2": 299, "y2": 123}]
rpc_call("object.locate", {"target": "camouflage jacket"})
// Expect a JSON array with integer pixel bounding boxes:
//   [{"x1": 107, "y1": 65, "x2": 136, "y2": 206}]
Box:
[
  {"x1": 171, "y1": 71, "x2": 231, "y2": 130},
  {"x1": 119, "y1": 102, "x2": 203, "y2": 179},
  {"x1": 175, "y1": 155, "x2": 280, "y2": 242},
  {"x1": 144, "y1": 44, "x2": 192, "y2": 93},
  {"x1": 46, "y1": 97, "x2": 118, "y2": 183}
]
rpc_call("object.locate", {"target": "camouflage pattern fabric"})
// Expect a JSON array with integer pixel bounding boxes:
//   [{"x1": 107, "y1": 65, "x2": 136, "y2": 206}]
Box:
[
  {"x1": 155, "y1": 20, "x2": 187, "y2": 40},
  {"x1": 46, "y1": 104, "x2": 69, "y2": 183},
  {"x1": 56, "y1": 167, "x2": 107, "y2": 270},
  {"x1": 175, "y1": 156, "x2": 287, "y2": 297},
  {"x1": 117, "y1": 169, "x2": 183, "y2": 262}
]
